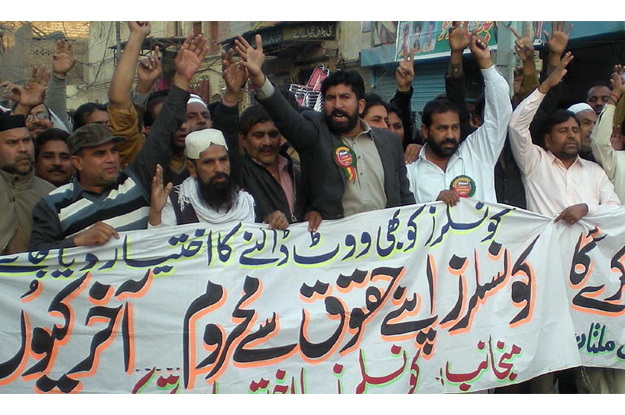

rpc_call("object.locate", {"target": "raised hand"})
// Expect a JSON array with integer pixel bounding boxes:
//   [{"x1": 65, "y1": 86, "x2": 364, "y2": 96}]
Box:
[
  {"x1": 448, "y1": 21, "x2": 471, "y2": 52},
  {"x1": 610, "y1": 65, "x2": 625, "y2": 99},
  {"x1": 538, "y1": 51, "x2": 573, "y2": 93},
  {"x1": 235, "y1": 34, "x2": 265, "y2": 86},
  {"x1": 544, "y1": 21, "x2": 573, "y2": 56},
  {"x1": 1, "y1": 65, "x2": 50, "y2": 107},
  {"x1": 52, "y1": 39, "x2": 77, "y2": 77},
  {"x1": 396, "y1": 46, "x2": 414, "y2": 92},
  {"x1": 175, "y1": 34, "x2": 209, "y2": 81},
  {"x1": 221, "y1": 48, "x2": 248, "y2": 93},
  {"x1": 149, "y1": 164, "x2": 173, "y2": 226},
  {"x1": 137, "y1": 46, "x2": 162, "y2": 93},
  {"x1": 509, "y1": 22, "x2": 535, "y2": 62},
  {"x1": 128, "y1": 21, "x2": 151, "y2": 38},
  {"x1": 469, "y1": 33, "x2": 492, "y2": 69}
]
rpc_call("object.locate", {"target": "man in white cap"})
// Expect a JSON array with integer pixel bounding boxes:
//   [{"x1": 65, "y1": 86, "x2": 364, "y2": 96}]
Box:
[
  {"x1": 567, "y1": 102, "x2": 598, "y2": 162},
  {"x1": 165, "y1": 94, "x2": 212, "y2": 186},
  {"x1": 149, "y1": 128, "x2": 288, "y2": 229}
]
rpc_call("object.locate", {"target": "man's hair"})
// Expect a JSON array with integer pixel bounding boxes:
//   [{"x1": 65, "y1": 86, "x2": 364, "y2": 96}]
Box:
[
  {"x1": 34, "y1": 128, "x2": 70, "y2": 159},
  {"x1": 73, "y1": 102, "x2": 107, "y2": 131},
  {"x1": 421, "y1": 98, "x2": 460, "y2": 128},
  {"x1": 387, "y1": 102, "x2": 405, "y2": 121},
  {"x1": 586, "y1": 81, "x2": 611, "y2": 95},
  {"x1": 541, "y1": 109, "x2": 580, "y2": 138},
  {"x1": 144, "y1": 90, "x2": 169, "y2": 128},
  {"x1": 362, "y1": 94, "x2": 389, "y2": 117},
  {"x1": 239, "y1": 105, "x2": 273, "y2": 137},
  {"x1": 321, "y1": 70, "x2": 365, "y2": 101}
]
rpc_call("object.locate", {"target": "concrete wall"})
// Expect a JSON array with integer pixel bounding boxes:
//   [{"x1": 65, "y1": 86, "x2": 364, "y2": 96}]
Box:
[{"x1": 337, "y1": 22, "x2": 371, "y2": 64}]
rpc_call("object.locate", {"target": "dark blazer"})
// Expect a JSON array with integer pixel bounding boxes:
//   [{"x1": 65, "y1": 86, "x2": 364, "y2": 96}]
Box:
[{"x1": 259, "y1": 84, "x2": 415, "y2": 220}]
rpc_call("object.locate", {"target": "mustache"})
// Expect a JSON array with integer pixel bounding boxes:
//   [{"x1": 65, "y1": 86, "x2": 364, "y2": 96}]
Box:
[
  {"x1": 441, "y1": 138, "x2": 458, "y2": 145},
  {"x1": 210, "y1": 172, "x2": 229, "y2": 184},
  {"x1": 331, "y1": 109, "x2": 349, "y2": 117},
  {"x1": 260, "y1": 145, "x2": 278, "y2": 153},
  {"x1": 47, "y1": 166, "x2": 67, "y2": 173}
]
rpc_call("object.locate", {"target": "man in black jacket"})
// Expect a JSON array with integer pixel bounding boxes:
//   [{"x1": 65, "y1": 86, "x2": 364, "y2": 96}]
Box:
[{"x1": 234, "y1": 34, "x2": 415, "y2": 225}]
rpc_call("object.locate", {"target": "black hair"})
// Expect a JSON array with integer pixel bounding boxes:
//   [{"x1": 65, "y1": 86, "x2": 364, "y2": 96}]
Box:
[
  {"x1": 239, "y1": 105, "x2": 273, "y2": 137},
  {"x1": 541, "y1": 109, "x2": 580, "y2": 138},
  {"x1": 73, "y1": 102, "x2": 107, "y2": 131},
  {"x1": 421, "y1": 98, "x2": 460, "y2": 128},
  {"x1": 387, "y1": 102, "x2": 405, "y2": 121},
  {"x1": 586, "y1": 81, "x2": 611, "y2": 95},
  {"x1": 320, "y1": 70, "x2": 365, "y2": 102},
  {"x1": 144, "y1": 90, "x2": 169, "y2": 128},
  {"x1": 362, "y1": 94, "x2": 389, "y2": 117},
  {"x1": 34, "y1": 128, "x2": 70, "y2": 159}
]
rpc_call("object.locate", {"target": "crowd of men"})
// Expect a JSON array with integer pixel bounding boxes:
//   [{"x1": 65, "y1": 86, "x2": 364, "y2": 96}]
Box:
[{"x1": 1, "y1": 21, "x2": 624, "y2": 393}]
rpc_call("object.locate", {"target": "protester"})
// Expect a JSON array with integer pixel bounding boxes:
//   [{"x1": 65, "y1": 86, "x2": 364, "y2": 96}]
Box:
[
  {"x1": 234, "y1": 34, "x2": 414, "y2": 232},
  {"x1": 405, "y1": 33, "x2": 512, "y2": 205},
  {"x1": 568, "y1": 102, "x2": 598, "y2": 162},
  {"x1": 34, "y1": 128, "x2": 74, "y2": 187},
  {"x1": 587, "y1": 82, "x2": 612, "y2": 116},
  {"x1": 591, "y1": 65, "x2": 625, "y2": 208},
  {"x1": 72, "y1": 102, "x2": 109, "y2": 131},
  {"x1": 148, "y1": 129, "x2": 272, "y2": 228},
  {"x1": 29, "y1": 33, "x2": 209, "y2": 250},
  {"x1": 0, "y1": 115, "x2": 55, "y2": 254}
]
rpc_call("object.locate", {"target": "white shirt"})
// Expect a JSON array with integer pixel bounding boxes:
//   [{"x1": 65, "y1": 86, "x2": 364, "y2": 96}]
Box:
[
  {"x1": 590, "y1": 103, "x2": 625, "y2": 203},
  {"x1": 508, "y1": 89, "x2": 621, "y2": 217},
  {"x1": 406, "y1": 65, "x2": 512, "y2": 203}
]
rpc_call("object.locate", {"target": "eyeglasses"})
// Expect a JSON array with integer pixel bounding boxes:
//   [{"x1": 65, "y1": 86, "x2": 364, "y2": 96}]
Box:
[{"x1": 26, "y1": 111, "x2": 50, "y2": 122}]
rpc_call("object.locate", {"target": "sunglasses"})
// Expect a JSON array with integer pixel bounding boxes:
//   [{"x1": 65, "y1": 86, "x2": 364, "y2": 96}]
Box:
[{"x1": 27, "y1": 111, "x2": 50, "y2": 122}]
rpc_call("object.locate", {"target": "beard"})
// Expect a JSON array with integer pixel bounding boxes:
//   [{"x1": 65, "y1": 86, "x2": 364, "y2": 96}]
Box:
[
  {"x1": 197, "y1": 173, "x2": 238, "y2": 212},
  {"x1": 426, "y1": 136, "x2": 459, "y2": 158},
  {"x1": 324, "y1": 108, "x2": 359, "y2": 135}
]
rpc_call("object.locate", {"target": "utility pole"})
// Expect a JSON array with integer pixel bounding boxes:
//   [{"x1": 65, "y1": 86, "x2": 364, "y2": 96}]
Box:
[
  {"x1": 115, "y1": 21, "x2": 121, "y2": 65},
  {"x1": 497, "y1": 21, "x2": 522, "y2": 96}
]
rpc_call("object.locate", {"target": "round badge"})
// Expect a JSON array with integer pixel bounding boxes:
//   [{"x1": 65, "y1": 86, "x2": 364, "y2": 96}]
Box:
[
  {"x1": 450, "y1": 175, "x2": 476, "y2": 198},
  {"x1": 335, "y1": 147, "x2": 353, "y2": 168}
]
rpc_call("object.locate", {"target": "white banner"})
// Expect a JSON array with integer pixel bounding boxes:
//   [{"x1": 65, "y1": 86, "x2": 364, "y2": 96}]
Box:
[{"x1": 1, "y1": 201, "x2": 624, "y2": 393}]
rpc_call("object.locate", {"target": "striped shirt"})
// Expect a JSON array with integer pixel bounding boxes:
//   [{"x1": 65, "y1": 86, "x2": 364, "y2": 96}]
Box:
[{"x1": 30, "y1": 168, "x2": 150, "y2": 250}]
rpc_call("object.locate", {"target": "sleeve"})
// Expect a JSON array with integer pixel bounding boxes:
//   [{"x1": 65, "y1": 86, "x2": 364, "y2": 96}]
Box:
[
  {"x1": 147, "y1": 197, "x2": 177, "y2": 228},
  {"x1": 393, "y1": 134, "x2": 415, "y2": 205},
  {"x1": 390, "y1": 87, "x2": 415, "y2": 145},
  {"x1": 29, "y1": 199, "x2": 75, "y2": 251},
  {"x1": 107, "y1": 104, "x2": 144, "y2": 166},
  {"x1": 587, "y1": 169, "x2": 622, "y2": 216},
  {"x1": 508, "y1": 88, "x2": 546, "y2": 176},
  {"x1": 529, "y1": 82, "x2": 562, "y2": 147},
  {"x1": 213, "y1": 101, "x2": 245, "y2": 180},
  {"x1": 129, "y1": 85, "x2": 189, "y2": 194},
  {"x1": 45, "y1": 74, "x2": 72, "y2": 131},
  {"x1": 444, "y1": 73, "x2": 474, "y2": 141},
  {"x1": 518, "y1": 70, "x2": 539, "y2": 102},
  {"x1": 131, "y1": 89, "x2": 151, "y2": 132},
  {"x1": 256, "y1": 80, "x2": 320, "y2": 154},
  {"x1": 461, "y1": 66, "x2": 513, "y2": 166},
  {"x1": 590, "y1": 104, "x2": 618, "y2": 181}
]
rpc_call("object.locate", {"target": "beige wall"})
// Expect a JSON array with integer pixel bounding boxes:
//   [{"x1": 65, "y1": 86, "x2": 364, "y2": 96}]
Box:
[{"x1": 337, "y1": 22, "x2": 371, "y2": 63}]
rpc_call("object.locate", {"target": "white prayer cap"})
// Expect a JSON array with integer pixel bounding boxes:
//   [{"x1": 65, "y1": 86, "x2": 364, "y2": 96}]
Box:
[
  {"x1": 185, "y1": 128, "x2": 228, "y2": 159},
  {"x1": 187, "y1": 94, "x2": 207, "y2": 109},
  {"x1": 567, "y1": 103, "x2": 594, "y2": 114}
]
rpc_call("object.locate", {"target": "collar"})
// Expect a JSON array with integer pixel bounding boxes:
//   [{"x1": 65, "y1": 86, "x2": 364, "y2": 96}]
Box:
[
  {"x1": 546, "y1": 150, "x2": 583, "y2": 169},
  {"x1": 0, "y1": 168, "x2": 34, "y2": 188},
  {"x1": 342, "y1": 119, "x2": 373, "y2": 142}
]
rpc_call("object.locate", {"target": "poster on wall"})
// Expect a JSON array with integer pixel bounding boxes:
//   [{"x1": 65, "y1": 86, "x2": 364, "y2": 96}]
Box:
[
  {"x1": 395, "y1": 21, "x2": 498, "y2": 61},
  {"x1": 373, "y1": 21, "x2": 398, "y2": 46}
]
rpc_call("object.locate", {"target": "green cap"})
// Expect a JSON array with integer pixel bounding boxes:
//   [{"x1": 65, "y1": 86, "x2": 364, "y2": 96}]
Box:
[{"x1": 68, "y1": 123, "x2": 125, "y2": 155}]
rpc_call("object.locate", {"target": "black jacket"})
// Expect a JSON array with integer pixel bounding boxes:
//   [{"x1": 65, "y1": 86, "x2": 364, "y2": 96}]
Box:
[
  {"x1": 214, "y1": 103, "x2": 308, "y2": 223},
  {"x1": 258, "y1": 83, "x2": 415, "y2": 220}
]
